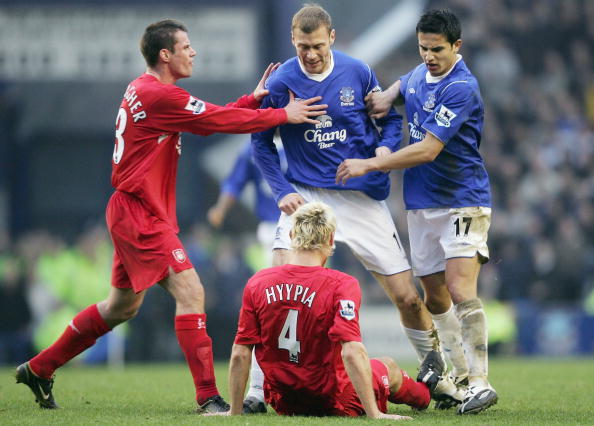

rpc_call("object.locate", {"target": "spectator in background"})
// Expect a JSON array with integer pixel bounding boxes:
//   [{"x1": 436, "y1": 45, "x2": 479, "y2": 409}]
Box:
[
  {"x1": 473, "y1": 37, "x2": 519, "y2": 108},
  {"x1": 15, "y1": 18, "x2": 327, "y2": 413}
]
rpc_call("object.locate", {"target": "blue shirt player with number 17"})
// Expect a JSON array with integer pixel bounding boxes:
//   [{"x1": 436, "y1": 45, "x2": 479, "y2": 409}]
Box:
[{"x1": 337, "y1": 8, "x2": 497, "y2": 415}]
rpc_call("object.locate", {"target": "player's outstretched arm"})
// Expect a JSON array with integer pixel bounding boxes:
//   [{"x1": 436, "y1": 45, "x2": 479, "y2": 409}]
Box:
[
  {"x1": 365, "y1": 80, "x2": 403, "y2": 120},
  {"x1": 253, "y1": 62, "x2": 281, "y2": 103},
  {"x1": 284, "y1": 90, "x2": 327, "y2": 124},
  {"x1": 336, "y1": 133, "x2": 446, "y2": 184}
]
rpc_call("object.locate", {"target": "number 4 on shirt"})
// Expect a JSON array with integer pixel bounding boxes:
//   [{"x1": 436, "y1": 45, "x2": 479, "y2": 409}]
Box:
[{"x1": 278, "y1": 309, "x2": 301, "y2": 364}]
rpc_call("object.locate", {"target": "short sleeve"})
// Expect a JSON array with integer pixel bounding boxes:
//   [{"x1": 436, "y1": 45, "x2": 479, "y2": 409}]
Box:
[
  {"x1": 234, "y1": 282, "x2": 261, "y2": 345},
  {"x1": 399, "y1": 70, "x2": 414, "y2": 101},
  {"x1": 328, "y1": 276, "x2": 362, "y2": 343},
  {"x1": 422, "y1": 82, "x2": 475, "y2": 144}
]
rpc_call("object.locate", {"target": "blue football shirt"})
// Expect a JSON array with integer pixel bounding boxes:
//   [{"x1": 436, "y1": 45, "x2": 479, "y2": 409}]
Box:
[
  {"x1": 252, "y1": 50, "x2": 403, "y2": 202},
  {"x1": 400, "y1": 57, "x2": 491, "y2": 209},
  {"x1": 221, "y1": 141, "x2": 283, "y2": 223}
]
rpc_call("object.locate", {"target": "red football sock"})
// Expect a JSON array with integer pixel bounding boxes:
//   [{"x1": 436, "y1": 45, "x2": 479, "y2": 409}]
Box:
[
  {"x1": 29, "y1": 304, "x2": 111, "y2": 379},
  {"x1": 388, "y1": 370, "x2": 431, "y2": 410},
  {"x1": 175, "y1": 313, "x2": 219, "y2": 404}
]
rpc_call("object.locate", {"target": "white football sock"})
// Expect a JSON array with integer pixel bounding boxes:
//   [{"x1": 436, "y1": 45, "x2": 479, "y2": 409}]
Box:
[
  {"x1": 402, "y1": 325, "x2": 438, "y2": 362},
  {"x1": 456, "y1": 298, "x2": 489, "y2": 388},
  {"x1": 245, "y1": 350, "x2": 265, "y2": 402},
  {"x1": 432, "y1": 303, "x2": 469, "y2": 380}
]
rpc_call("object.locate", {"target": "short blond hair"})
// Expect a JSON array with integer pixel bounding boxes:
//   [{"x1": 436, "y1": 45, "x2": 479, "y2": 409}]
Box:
[
  {"x1": 291, "y1": 3, "x2": 332, "y2": 34},
  {"x1": 291, "y1": 202, "x2": 336, "y2": 255}
]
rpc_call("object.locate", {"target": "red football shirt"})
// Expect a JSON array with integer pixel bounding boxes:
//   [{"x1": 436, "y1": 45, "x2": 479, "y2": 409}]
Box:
[
  {"x1": 235, "y1": 264, "x2": 363, "y2": 415},
  {"x1": 110, "y1": 73, "x2": 287, "y2": 232}
]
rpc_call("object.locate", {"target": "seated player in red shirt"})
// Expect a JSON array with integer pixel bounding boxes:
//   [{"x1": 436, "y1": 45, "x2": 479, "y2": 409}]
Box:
[{"x1": 213, "y1": 202, "x2": 444, "y2": 419}]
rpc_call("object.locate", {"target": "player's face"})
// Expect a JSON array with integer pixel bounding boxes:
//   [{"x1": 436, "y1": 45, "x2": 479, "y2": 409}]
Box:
[
  {"x1": 417, "y1": 32, "x2": 461, "y2": 77},
  {"x1": 168, "y1": 30, "x2": 196, "y2": 79},
  {"x1": 292, "y1": 26, "x2": 335, "y2": 74}
]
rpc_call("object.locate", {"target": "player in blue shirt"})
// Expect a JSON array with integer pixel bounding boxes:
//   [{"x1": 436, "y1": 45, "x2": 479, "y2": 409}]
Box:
[
  {"x1": 336, "y1": 9, "x2": 497, "y2": 415},
  {"x1": 208, "y1": 140, "x2": 285, "y2": 254},
  {"x1": 248, "y1": 4, "x2": 456, "y2": 415}
]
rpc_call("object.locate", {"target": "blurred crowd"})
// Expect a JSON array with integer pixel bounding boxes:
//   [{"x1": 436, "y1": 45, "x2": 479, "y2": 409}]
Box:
[
  {"x1": 1, "y1": 0, "x2": 593, "y2": 363},
  {"x1": 0, "y1": 222, "x2": 258, "y2": 364}
]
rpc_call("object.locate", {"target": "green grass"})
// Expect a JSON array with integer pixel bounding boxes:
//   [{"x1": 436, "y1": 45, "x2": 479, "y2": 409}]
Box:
[{"x1": 2, "y1": 358, "x2": 594, "y2": 424}]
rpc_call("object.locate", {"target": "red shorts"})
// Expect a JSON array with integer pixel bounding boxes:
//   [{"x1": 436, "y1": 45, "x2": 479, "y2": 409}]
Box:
[
  {"x1": 267, "y1": 358, "x2": 390, "y2": 416},
  {"x1": 106, "y1": 191, "x2": 193, "y2": 293}
]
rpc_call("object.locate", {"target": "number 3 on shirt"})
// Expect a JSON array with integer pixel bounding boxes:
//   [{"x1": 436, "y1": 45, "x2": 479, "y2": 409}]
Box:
[
  {"x1": 278, "y1": 309, "x2": 301, "y2": 363},
  {"x1": 113, "y1": 108, "x2": 126, "y2": 164}
]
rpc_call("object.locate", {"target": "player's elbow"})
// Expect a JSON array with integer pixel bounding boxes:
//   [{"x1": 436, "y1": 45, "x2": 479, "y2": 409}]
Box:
[
  {"x1": 230, "y1": 343, "x2": 252, "y2": 365},
  {"x1": 341, "y1": 341, "x2": 367, "y2": 364},
  {"x1": 419, "y1": 135, "x2": 444, "y2": 162},
  {"x1": 421, "y1": 148, "x2": 440, "y2": 163}
]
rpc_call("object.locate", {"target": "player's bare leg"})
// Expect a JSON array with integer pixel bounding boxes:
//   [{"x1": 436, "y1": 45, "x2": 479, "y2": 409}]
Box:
[
  {"x1": 16, "y1": 286, "x2": 142, "y2": 408},
  {"x1": 160, "y1": 267, "x2": 229, "y2": 413},
  {"x1": 372, "y1": 270, "x2": 436, "y2": 359},
  {"x1": 97, "y1": 286, "x2": 146, "y2": 327},
  {"x1": 444, "y1": 256, "x2": 497, "y2": 414},
  {"x1": 375, "y1": 270, "x2": 465, "y2": 409},
  {"x1": 421, "y1": 272, "x2": 469, "y2": 382}
]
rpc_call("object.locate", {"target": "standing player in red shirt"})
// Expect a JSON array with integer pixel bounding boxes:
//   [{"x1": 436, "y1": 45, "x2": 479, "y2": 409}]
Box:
[
  {"x1": 15, "y1": 19, "x2": 327, "y2": 413},
  {"x1": 214, "y1": 202, "x2": 444, "y2": 419}
]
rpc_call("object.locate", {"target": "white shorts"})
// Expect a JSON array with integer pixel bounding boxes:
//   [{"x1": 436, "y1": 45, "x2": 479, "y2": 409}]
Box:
[
  {"x1": 273, "y1": 184, "x2": 410, "y2": 275},
  {"x1": 407, "y1": 207, "x2": 491, "y2": 277},
  {"x1": 257, "y1": 221, "x2": 277, "y2": 251}
]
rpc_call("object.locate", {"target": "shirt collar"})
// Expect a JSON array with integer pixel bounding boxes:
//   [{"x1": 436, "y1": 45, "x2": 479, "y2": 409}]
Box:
[
  {"x1": 425, "y1": 54, "x2": 462, "y2": 83},
  {"x1": 297, "y1": 51, "x2": 334, "y2": 82}
]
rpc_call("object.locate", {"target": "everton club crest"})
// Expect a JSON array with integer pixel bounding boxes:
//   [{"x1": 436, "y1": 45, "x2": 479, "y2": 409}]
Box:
[
  {"x1": 340, "y1": 87, "x2": 355, "y2": 106},
  {"x1": 423, "y1": 92, "x2": 436, "y2": 112}
]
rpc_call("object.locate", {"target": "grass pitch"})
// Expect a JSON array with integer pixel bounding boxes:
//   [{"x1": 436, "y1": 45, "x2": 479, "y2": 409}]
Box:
[{"x1": 2, "y1": 358, "x2": 594, "y2": 425}]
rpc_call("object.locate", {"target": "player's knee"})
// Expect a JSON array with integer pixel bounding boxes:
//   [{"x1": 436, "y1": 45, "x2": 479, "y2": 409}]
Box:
[
  {"x1": 378, "y1": 356, "x2": 398, "y2": 372},
  {"x1": 395, "y1": 292, "x2": 424, "y2": 314},
  {"x1": 119, "y1": 304, "x2": 141, "y2": 321},
  {"x1": 102, "y1": 301, "x2": 141, "y2": 324},
  {"x1": 424, "y1": 294, "x2": 450, "y2": 314},
  {"x1": 169, "y1": 273, "x2": 205, "y2": 310}
]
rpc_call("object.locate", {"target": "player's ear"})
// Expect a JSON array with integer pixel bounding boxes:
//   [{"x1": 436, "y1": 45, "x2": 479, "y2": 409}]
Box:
[
  {"x1": 453, "y1": 39, "x2": 462, "y2": 54},
  {"x1": 329, "y1": 232, "x2": 335, "y2": 248},
  {"x1": 291, "y1": 31, "x2": 296, "y2": 47},
  {"x1": 329, "y1": 28, "x2": 335, "y2": 46},
  {"x1": 159, "y1": 48, "x2": 170, "y2": 63}
]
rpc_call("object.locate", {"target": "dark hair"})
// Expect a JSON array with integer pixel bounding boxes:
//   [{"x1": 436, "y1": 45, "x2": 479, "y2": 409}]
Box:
[
  {"x1": 416, "y1": 9, "x2": 461, "y2": 45},
  {"x1": 140, "y1": 19, "x2": 187, "y2": 67},
  {"x1": 292, "y1": 3, "x2": 332, "y2": 34}
]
